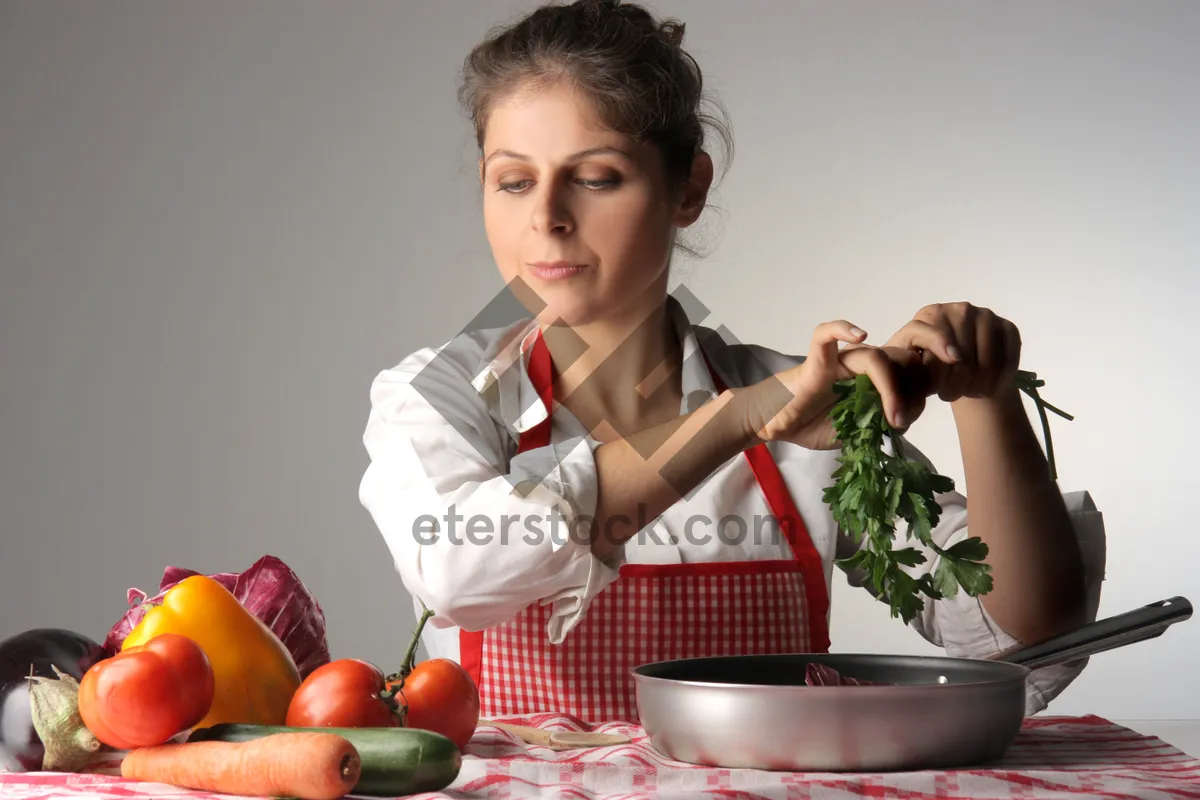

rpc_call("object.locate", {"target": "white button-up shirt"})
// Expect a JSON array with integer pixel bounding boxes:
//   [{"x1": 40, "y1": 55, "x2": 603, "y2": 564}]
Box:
[{"x1": 358, "y1": 297, "x2": 1106, "y2": 715}]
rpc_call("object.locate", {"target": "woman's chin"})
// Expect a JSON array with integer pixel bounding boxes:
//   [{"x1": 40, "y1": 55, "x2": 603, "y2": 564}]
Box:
[
  {"x1": 502, "y1": 274, "x2": 595, "y2": 326},
  {"x1": 535, "y1": 300, "x2": 605, "y2": 329}
]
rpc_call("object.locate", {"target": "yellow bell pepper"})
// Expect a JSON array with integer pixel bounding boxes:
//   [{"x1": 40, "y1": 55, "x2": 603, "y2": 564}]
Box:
[{"x1": 122, "y1": 574, "x2": 301, "y2": 728}]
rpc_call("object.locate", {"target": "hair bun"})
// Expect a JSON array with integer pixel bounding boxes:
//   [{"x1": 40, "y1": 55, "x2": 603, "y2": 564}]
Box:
[
  {"x1": 578, "y1": 0, "x2": 684, "y2": 46},
  {"x1": 659, "y1": 21, "x2": 685, "y2": 47}
]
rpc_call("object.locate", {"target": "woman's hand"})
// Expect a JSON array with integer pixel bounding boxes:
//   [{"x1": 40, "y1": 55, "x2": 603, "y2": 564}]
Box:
[
  {"x1": 741, "y1": 320, "x2": 927, "y2": 450},
  {"x1": 884, "y1": 302, "x2": 1022, "y2": 404}
]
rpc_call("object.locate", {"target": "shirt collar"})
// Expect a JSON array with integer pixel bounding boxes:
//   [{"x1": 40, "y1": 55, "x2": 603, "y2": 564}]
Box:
[
  {"x1": 469, "y1": 317, "x2": 547, "y2": 434},
  {"x1": 673, "y1": 297, "x2": 723, "y2": 414},
  {"x1": 470, "y1": 294, "x2": 724, "y2": 434}
]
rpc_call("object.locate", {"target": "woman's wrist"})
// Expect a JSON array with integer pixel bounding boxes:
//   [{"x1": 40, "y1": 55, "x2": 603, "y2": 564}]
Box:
[
  {"x1": 727, "y1": 376, "x2": 797, "y2": 448},
  {"x1": 950, "y1": 382, "x2": 1025, "y2": 423},
  {"x1": 723, "y1": 385, "x2": 769, "y2": 449},
  {"x1": 647, "y1": 386, "x2": 761, "y2": 478}
]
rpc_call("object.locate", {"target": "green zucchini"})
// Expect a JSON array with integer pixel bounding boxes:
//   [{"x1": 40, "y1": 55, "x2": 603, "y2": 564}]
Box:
[{"x1": 187, "y1": 723, "x2": 462, "y2": 797}]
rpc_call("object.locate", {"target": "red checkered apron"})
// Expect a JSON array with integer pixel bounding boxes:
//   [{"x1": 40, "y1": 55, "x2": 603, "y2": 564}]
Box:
[{"x1": 460, "y1": 331, "x2": 830, "y2": 723}]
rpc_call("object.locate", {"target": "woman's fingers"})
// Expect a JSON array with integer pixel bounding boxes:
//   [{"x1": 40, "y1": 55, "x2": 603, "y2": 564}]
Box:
[
  {"x1": 840, "y1": 346, "x2": 907, "y2": 429},
  {"x1": 805, "y1": 320, "x2": 868, "y2": 374},
  {"x1": 942, "y1": 312, "x2": 977, "y2": 401},
  {"x1": 1003, "y1": 318, "x2": 1022, "y2": 384},
  {"x1": 973, "y1": 309, "x2": 1018, "y2": 398},
  {"x1": 887, "y1": 320, "x2": 962, "y2": 365},
  {"x1": 805, "y1": 321, "x2": 921, "y2": 430},
  {"x1": 884, "y1": 347, "x2": 930, "y2": 428},
  {"x1": 890, "y1": 318, "x2": 969, "y2": 401},
  {"x1": 763, "y1": 320, "x2": 937, "y2": 445}
]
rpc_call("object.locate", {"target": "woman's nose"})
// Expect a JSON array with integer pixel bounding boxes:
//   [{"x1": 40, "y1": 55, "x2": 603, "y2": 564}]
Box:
[{"x1": 530, "y1": 181, "x2": 575, "y2": 235}]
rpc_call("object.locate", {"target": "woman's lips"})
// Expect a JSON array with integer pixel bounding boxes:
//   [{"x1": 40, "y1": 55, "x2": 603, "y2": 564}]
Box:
[{"x1": 528, "y1": 261, "x2": 588, "y2": 280}]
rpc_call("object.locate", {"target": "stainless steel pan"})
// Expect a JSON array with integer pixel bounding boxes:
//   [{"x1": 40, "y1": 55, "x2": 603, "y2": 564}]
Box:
[{"x1": 631, "y1": 596, "x2": 1191, "y2": 772}]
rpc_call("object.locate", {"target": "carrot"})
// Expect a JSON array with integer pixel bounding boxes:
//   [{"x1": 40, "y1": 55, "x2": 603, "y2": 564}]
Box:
[{"x1": 120, "y1": 731, "x2": 361, "y2": 800}]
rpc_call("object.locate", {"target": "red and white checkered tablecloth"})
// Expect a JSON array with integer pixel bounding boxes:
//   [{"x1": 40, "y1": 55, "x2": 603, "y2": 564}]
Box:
[{"x1": 2, "y1": 715, "x2": 1197, "y2": 799}]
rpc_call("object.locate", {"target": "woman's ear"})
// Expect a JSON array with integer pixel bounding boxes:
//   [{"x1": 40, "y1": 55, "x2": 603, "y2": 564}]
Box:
[{"x1": 673, "y1": 151, "x2": 714, "y2": 227}]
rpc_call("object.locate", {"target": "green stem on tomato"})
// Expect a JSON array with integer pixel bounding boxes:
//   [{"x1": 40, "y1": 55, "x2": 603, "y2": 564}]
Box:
[{"x1": 387, "y1": 601, "x2": 434, "y2": 687}]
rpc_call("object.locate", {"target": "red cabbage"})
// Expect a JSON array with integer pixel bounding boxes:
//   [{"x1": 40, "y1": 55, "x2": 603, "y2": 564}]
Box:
[
  {"x1": 101, "y1": 554, "x2": 331, "y2": 678},
  {"x1": 804, "y1": 663, "x2": 879, "y2": 686}
]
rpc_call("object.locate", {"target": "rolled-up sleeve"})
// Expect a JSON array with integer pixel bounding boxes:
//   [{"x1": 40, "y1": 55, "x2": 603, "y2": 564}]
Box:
[
  {"x1": 837, "y1": 437, "x2": 1107, "y2": 715},
  {"x1": 916, "y1": 486, "x2": 1105, "y2": 714},
  {"x1": 358, "y1": 343, "x2": 620, "y2": 641}
]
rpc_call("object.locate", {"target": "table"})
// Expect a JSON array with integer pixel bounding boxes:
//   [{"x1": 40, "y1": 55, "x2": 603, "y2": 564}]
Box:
[
  {"x1": 3, "y1": 714, "x2": 1199, "y2": 799},
  {"x1": 1117, "y1": 720, "x2": 1200, "y2": 757}
]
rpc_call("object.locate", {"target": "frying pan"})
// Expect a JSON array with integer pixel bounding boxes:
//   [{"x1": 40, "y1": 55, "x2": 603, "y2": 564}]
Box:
[{"x1": 631, "y1": 595, "x2": 1191, "y2": 772}]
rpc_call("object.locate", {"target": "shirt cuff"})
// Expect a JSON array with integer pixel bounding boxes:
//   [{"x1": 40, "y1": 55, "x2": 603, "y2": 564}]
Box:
[{"x1": 543, "y1": 542, "x2": 623, "y2": 645}]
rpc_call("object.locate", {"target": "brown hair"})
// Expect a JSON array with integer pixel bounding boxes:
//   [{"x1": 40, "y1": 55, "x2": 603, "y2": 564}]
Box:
[{"x1": 458, "y1": 0, "x2": 732, "y2": 255}]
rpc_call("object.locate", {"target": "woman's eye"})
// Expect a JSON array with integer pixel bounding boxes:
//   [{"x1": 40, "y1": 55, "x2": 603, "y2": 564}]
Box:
[
  {"x1": 496, "y1": 176, "x2": 621, "y2": 193},
  {"x1": 497, "y1": 179, "x2": 532, "y2": 193}
]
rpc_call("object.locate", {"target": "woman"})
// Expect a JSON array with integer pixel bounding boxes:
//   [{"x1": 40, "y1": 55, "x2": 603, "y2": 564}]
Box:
[{"x1": 359, "y1": 0, "x2": 1105, "y2": 723}]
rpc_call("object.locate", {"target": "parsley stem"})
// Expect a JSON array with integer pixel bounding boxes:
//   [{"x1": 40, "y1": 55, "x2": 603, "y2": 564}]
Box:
[{"x1": 1014, "y1": 373, "x2": 1070, "y2": 482}]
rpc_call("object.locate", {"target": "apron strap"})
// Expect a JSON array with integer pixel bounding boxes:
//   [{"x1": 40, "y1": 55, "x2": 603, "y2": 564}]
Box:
[
  {"x1": 703, "y1": 353, "x2": 831, "y2": 653},
  {"x1": 519, "y1": 328, "x2": 555, "y2": 451}
]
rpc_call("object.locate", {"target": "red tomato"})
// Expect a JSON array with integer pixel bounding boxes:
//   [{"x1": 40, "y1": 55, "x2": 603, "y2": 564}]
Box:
[
  {"x1": 77, "y1": 633, "x2": 214, "y2": 749},
  {"x1": 285, "y1": 659, "x2": 400, "y2": 728},
  {"x1": 387, "y1": 658, "x2": 480, "y2": 750}
]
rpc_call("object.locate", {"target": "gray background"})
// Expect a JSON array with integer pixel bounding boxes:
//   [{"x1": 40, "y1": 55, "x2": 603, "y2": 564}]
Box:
[{"x1": 2, "y1": 0, "x2": 1197, "y2": 720}]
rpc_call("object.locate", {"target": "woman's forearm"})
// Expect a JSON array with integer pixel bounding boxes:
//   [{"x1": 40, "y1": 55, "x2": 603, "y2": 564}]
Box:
[
  {"x1": 952, "y1": 386, "x2": 1087, "y2": 643},
  {"x1": 587, "y1": 387, "x2": 760, "y2": 560}
]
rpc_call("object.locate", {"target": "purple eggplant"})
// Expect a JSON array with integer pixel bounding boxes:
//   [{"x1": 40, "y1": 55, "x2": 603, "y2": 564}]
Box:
[{"x1": 0, "y1": 628, "x2": 105, "y2": 772}]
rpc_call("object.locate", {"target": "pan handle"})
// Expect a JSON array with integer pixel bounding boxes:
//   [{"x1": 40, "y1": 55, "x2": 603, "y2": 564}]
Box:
[{"x1": 986, "y1": 596, "x2": 1192, "y2": 670}]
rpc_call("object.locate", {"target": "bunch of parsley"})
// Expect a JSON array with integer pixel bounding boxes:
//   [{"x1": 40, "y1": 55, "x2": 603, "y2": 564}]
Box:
[{"x1": 823, "y1": 370, "x2": 1073, "y2": 625}]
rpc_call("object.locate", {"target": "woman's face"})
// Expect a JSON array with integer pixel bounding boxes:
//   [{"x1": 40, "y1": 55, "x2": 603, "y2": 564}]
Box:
[{"x1": 479, "y1": 83, "x2": 705, "y2": 328}]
